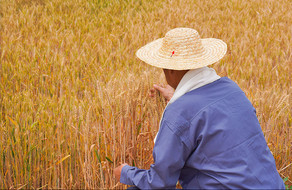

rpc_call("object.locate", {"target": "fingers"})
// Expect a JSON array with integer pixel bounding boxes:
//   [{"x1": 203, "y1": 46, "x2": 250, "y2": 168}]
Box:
[
  {"x1": 150, "y1": 84, "x2": 174, "y2": 102},
  {"x1": 153, "y1": 84, "x2": 164, "y2": 92},
  {"x1": 149, "y1": 84, "x2": 175, "y2": 103},
  {"x1": 114, "y1": 163, "x2": 128, "y2": 181},
  {"x1": 149, "y1": 84, "x2": 164, "y2": 97}
]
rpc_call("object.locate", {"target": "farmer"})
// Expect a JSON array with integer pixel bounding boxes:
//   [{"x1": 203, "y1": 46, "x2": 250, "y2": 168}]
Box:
[{"x1": 114, "y1": 28, "x2": 285, "y2": 189}]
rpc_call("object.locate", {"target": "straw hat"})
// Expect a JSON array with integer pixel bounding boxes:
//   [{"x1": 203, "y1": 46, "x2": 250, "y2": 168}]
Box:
[{"x1": 136, "y1": 28, "x2": 227, "y2": 70}]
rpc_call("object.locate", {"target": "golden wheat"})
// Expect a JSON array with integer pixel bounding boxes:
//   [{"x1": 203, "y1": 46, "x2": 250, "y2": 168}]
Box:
[{"x1": 0, "y1": 0, "x2": 291, "y2": 188}]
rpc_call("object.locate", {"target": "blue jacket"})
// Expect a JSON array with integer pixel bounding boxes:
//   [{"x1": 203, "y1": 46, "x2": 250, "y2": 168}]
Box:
[{"x1": 120, "y1": 77, "x2": 285, "y2": 189}]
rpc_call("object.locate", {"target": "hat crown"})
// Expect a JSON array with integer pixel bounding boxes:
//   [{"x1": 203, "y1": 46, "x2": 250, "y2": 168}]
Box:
[{"x1": 159, "y1": 28, "x2": 205, "y2": 58}]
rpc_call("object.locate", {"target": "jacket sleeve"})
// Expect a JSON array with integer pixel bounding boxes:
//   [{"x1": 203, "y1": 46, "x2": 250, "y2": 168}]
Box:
[{"x1": 120, "y1": 120, "x2": 191, "y2": 189}]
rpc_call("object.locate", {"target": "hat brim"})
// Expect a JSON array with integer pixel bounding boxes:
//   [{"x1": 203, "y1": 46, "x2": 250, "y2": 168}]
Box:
[{"x1": 136, "y1": 38, "x2": 227, "y2": 70}]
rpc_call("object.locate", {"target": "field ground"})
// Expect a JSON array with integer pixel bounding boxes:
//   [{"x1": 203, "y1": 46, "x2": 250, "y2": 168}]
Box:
[{"x1": 0, "y1": 0, "x2": 291, "y2": 189}]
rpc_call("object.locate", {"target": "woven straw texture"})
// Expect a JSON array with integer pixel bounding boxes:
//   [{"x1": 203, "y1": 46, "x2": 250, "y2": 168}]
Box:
[{"x1": 136, "y1": 28, "x2": 227, "y2": 70}]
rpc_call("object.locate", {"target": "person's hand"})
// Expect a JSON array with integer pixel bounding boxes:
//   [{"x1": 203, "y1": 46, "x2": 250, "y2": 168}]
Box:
[
  {"x1": 114, "y1": 163, "x2": 128, "y2": 182},
  {"x1": 150, "y1": 84, "x2": 174, "y2": 103}
]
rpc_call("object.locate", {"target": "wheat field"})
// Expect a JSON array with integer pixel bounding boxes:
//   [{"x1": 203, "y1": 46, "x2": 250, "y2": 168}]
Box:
[{"x1": 0, "y1": 0, "x2": 291, "y2": 189}]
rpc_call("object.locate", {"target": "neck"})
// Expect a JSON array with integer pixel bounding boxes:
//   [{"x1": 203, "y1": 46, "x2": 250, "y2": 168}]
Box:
[{"x1": 163, "y1": 69, "x2": 189, "y2": 89}]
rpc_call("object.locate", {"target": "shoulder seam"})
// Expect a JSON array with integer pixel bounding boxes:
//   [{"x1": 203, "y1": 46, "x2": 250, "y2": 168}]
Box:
[{"x1": 163, "y1": 120, "x2": 192, "y2": 151}]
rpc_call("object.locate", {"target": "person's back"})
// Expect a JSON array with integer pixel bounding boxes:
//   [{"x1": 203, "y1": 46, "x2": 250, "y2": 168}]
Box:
[
  {"x1": 163, "y1": 77, "x2": 284, "y2": 188},
  {"x1": 114, "y1": 28, "x2": 285, "y2": 189}
]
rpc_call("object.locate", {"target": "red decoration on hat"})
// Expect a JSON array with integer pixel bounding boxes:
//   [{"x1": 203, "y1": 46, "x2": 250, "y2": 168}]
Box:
[{"x1": 171, "y1": 51, "x2": 175, "y2": 57}]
